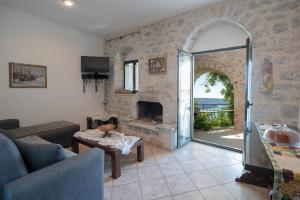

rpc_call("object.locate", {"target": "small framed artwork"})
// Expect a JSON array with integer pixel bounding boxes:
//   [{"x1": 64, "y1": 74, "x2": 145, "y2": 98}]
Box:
[
  {"x1": 9, "y1": 62, "x2": 47, "y2": 88},
  {"x1": 149, "y1": 57, "x2": 166, "y2": 74}
]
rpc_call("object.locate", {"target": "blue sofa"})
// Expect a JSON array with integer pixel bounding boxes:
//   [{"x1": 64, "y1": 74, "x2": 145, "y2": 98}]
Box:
[{"x1": 0, "y1": 132, "x2": 104, "y2": 200}]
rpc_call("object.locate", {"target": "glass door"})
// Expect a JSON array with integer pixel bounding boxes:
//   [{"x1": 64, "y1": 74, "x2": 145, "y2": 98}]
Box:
[
  {"x1": 242, "y1": 38, "x2": 273, "y2": 171},
  {"x1": 244, "y1": 38, "x2": 253, "y2": 134},
  {"x1": 177, "y1": 49, "x2": 193, "y2": 147},
  {"x1": 244, "y1": 38, "x2": 254, "y2": 164}
]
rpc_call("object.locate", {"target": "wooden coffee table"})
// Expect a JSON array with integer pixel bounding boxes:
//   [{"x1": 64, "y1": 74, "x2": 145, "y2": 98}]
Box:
[{"x1": 72, "y1": 135, "x2": 144, "y2": 179}]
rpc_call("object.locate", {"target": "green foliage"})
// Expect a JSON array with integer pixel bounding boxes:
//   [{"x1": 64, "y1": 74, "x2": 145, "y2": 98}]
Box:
[
  {"x1": 194, "y1": 98, "x2": 199, "y2": 113},
  {"x1": 194, "y1": 112, "x2": 212, "y2": 131},
  {"x1": 194, "y1": 112, "x2": 234, "y2": 131},
  {"x1": 205, "y1": 72, "x2": 234, "y2": 110}
]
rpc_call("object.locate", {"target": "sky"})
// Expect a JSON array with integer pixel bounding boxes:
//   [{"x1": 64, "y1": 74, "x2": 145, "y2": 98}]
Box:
[{"x1": 194, "y1": 73, "x2": 225, "y2": 99}]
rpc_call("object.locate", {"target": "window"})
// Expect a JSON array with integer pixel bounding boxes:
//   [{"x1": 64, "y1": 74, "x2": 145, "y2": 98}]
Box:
[{"x1": 124, "y1": 60, "x2": 138, "y2": 92}]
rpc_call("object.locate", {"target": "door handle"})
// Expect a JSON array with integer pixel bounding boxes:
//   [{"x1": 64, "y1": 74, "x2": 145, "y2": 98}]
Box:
[{"x1": 246, "y1": 100, "x2": 253, "y2": 108}]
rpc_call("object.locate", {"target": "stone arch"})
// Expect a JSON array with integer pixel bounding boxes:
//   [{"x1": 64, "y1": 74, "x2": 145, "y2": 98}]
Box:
[
  {"x1": 180, "y1": 17, "x2": 250, "y2": 132},
  {"x1": 183, "y1": 17, "x2": 251, "y2": 52}
]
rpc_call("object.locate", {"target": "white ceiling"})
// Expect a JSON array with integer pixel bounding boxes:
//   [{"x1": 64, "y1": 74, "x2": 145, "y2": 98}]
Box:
[{"x1": 0, "y1": 0, "x2": 221, "y2": 38}]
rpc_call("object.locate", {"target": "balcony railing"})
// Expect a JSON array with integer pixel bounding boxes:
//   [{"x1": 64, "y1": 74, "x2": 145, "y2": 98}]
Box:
[
  {"x1": 196, "y1": 104, "x2": 231, "y2": 112},
  {"x1": 194, "y1": 104, "x2": 234, "y2": 130}
]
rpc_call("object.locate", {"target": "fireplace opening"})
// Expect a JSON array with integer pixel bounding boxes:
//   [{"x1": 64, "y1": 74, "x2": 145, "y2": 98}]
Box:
[{"x1": 137, "y1": 101, "x2": 163, "y2": 124}]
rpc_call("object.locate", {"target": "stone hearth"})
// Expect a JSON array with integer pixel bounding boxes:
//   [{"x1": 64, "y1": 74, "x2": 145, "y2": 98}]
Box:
[{"x1": 119, "y1": 116, "x2": 177, "y2": 150}]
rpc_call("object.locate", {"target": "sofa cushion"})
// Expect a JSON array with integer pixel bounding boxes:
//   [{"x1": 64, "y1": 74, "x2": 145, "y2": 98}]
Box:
[
  {"x1": 17, "y1": 135, "x2": 77, "y2": 158},
  {"x1": 17, "y1": 135, "x2": 51, "y2": 144},
  {"x1": 0, "y1": 133, "x2": 28, "y2": 197},
  {"x1": 15, "y1": 138, "x2": 68, "y2": 172}
]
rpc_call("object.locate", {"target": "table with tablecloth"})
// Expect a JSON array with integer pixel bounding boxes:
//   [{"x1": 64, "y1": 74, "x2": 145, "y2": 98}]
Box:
[{"x1": 256, "y1": 122, "x2": 300, "y2": 200}]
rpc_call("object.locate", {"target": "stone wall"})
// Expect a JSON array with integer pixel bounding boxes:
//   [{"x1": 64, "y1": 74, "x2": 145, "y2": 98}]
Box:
[
  {"x1": 104, "y1": 0, "x2": 300, "y2": 135},
  {"x1": 194, "y1": 48, "x2": 246, "y2": 131}
]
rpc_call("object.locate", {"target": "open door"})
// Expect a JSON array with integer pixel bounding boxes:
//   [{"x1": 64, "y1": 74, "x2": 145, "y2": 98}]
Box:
[
  {"x1": 243, "y1": 38, "x2": 253, "y2": 161},
  {"x1": 238, "y1": 38, "x2": 273, "y2": 186},
  {"x1": 177, "y1": 49, "x2": 193, "y2": 147}
]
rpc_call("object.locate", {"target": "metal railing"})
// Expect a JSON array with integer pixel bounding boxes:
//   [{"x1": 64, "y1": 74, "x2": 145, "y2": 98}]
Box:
[
  {"x1": 194, "y1": 104, "x2": 234, "y2": 129},
  {"x1": 196, "y1": 104, "x2": 231, "y2": 112}
]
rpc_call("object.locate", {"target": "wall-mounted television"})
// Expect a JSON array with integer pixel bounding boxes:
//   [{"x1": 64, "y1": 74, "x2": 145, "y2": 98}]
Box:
[{"x1": 81, "y1": 56, "x2": 109, "y2": 74}]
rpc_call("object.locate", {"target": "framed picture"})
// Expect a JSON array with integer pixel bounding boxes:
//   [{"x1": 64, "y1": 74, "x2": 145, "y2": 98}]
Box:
[
  {"x1": 149, "y1": 57, "x2": 166, "y2": 74},
  {"x1": 9, "y1": 62, "x2": 47, "y2": 88}
]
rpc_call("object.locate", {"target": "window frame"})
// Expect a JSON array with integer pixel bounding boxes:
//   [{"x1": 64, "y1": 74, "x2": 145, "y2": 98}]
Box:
[{"x1": 123, "y1": 59, "x2": 138, "y2": 93}]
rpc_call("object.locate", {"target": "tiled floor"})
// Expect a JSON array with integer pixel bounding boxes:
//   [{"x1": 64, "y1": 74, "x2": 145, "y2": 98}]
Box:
[{"x1": 80, "y1": 142, "x2": 269, "y2": 200}]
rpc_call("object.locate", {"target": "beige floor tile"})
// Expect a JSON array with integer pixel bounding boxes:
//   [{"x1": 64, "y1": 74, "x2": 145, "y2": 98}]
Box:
[
  {"x1": 137, "y1": 154, "x2": 157, "y2": 168},
  {"x1": 144, "y1": 144, "x2": 159, "y2": 152},
  {"x1": 165, "y1": 174, "x2": 197, "y2": 195},
  {"x1": 159, "y1": 161, "x2": 185, "y2": 177},
  {"x1": 113, "y1": 168, "x2": 138, "y2": 186},
  {"x1": 223, "y1": 182, "x2": 269, "y2": 200},
  {"x1": 178, "y1": 159, "x2": 205, "y2": 173},
  {"x1": 218, "y1": 156, "x2": 241, "y2": 166},
  {"x1": 111, "y1": 182, "x2": 142, "y2": 200},
  {"x1": 104, "y1": 186, "x2": 112, "y2": 200},
  {"x1": 140, "y1": 178, "x2": 171, "y2": 200},
  {"x1": 190, "y1": 150, "x2": 213, "y2": 159},
  {"x1": 120, "y1": 160, "x2": 137, "y2": 170},
  {"x1": 155, "y1": 153, "x2": 176, "y2": 164},
  {"x1": 197, "y1": 157, "x2": 221, "y2": 169},
  {"x1": 187, "y1": 170, "x2": 220, "y2": 189},
  {"x1": 193, "y1": 145, "x2": 215, "y2": 152},
  {"x1": 222, "y1": 151, "x2": 243, "y2": 162},
  {"x1": 157, "y1": 196, "x2": 173, "y2": 200},
  {"x1": 173, "y1": 190, "x2": 205, "y2": 200},
  {"x1": 173, "y1": 149, "x2": 195, "y2": 161},
  {"x1": 152, "y1": 148, "x2": 170, "y2": 155},
  {"x1": 104, "y1": 175, "x2": 113, "y2": 187},
  {"x1": 200, "y1": 185, "x2": 235, "y2": 200},
  {"x1": 205, "y1": 147, "x2": 230, "y2": 156},
  {"x1": 138, "y1": 165, "x2": 163, "y2": 181},
  {"x1": 208, "y1": 164, "x2": 243, "y2": 184},
  {"x1": 230, "y1": 163, "x2": 244, "y2": 175},
  {"x1": 107, "y1": 141, "x2": 269, "y2": 200}
]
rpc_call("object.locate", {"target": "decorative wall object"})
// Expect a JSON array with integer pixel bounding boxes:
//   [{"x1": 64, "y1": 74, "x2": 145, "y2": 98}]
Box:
[
  {"x1": 260, "y1": 59, "x2": 273, "y2": 92},
  {"x1": 9, "y1": 62, "x2": 47, "y2": 88},
  {"x1": 149, "y1": 57, "x2": 166, "y2": 74}
]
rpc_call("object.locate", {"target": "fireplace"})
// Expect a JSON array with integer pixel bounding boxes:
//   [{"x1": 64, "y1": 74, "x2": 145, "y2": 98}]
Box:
[{"x1": 137, "y1": 101, "x2": 163, "y2": 124}]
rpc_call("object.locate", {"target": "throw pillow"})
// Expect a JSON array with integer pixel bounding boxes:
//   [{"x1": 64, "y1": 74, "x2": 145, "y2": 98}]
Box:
[{"x1": 14, "y1": 139, "x2": 68, "y2": 172}]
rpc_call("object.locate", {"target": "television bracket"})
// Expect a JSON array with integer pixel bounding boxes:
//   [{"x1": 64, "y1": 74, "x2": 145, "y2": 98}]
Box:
[{"x1": 81, "y1": 73, "x2": 108, "y2": 93}]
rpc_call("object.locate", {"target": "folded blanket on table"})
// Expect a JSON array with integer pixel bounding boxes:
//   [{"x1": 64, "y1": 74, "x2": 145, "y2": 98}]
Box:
[
  {"x1": 107, "y1": 131, "x2": 140, "y2": 154},
  {"x1": 74, "y1": 129, "x2": 105, "y2": 141},
  {"x1": 74, "y1": 129, "x2": 140, "y2": 154}
]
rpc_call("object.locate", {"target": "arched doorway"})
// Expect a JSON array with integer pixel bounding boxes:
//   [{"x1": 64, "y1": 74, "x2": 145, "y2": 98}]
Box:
[
  {"x1": 193, "y1": 69, "x2": 243, "y2": 150},
  {"x1": 177, "y1": 18, "x2": 252, "y2": 152},
  {"x1": 194, "y1": 48, "x2": 246, "y2": 132}
]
